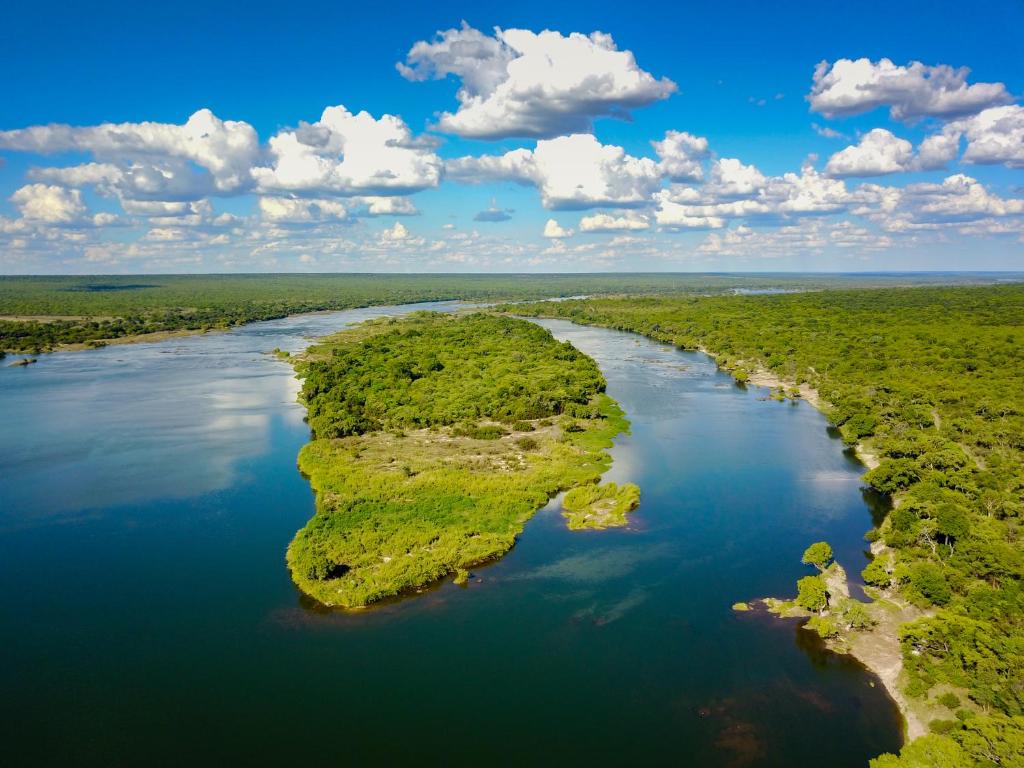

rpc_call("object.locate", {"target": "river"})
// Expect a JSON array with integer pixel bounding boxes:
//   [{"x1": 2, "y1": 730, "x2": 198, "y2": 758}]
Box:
[{"x1": 0, "y1": 305, "x2": 901, "y2": 765}]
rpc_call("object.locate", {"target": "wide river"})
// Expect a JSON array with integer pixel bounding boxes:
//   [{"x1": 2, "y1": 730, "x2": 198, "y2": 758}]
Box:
[{"x1": 0, "y1": 303, "x2": 901, "y2": 765}]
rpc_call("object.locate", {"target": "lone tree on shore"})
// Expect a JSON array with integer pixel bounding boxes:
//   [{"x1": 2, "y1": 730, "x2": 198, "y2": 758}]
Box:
[
  {"x1": 796, "y1": 575, "x2": 829, "y2": 614},
  {"x1": 802, "y1": 541, "x2": 834, "y2": 572}
]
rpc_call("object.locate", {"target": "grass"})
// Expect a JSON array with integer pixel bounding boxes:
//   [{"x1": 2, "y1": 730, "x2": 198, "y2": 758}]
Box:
[
  {"x1": 288, "y1": 397, "x2": 627, "y2": 607},
  {"x1": 561, "y1": 481, "x2": 641, "y2": 530}
]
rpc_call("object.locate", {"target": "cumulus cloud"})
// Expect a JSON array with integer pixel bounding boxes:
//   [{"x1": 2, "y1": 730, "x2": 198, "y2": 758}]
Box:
[
  {"x1": 954, "y1": 105, "x2": 1024, "y2": 168},
  {"x1": 824, "y1": 129, "x2": 915, "y2": 177},
  {"x1": 0, "y1": 110, "x2": 259, "y2": 193},
  {"x1": 808, "y1": 58, "x2": 1012, "y2": 120},
  {"x1": 258, "y1": 196, "x2": 349, "y2": 224},
  {"x1": 543, "y1": 219, "x2": 573, "y2": 238},
  {"x1": 380, "y1": 221, "x2": 410, "y2": 242},
  {"x1": 473, "y1": 200, "x2": 514, "y2": 222},
  {"x1": 398, "y1": 24, "x2": 676, "y2": 139},
  {"x1": 825, "y1": 128, "x2": 962, "y2": 177},
  {"x1": 448, "y1": 133, "x2": 662, "y2": 210},
  {"x1": 706, "y1": 158, "x2": 766, "y2": 198},
  {"x1": 252, "y1": 105, "x2": 442, "y2": 196},
  {"x1": 579, "y1": 212, "x2": 650, "y2": 232},
  {"x1": 10, "y1": 184, "x2": 88, "y2": 223},
  {"x1": 898, "y1": 174, "x2": 1024, "y2": 222},
  {"x1": 652, "y1": 131, "x2": 709, "y2": 182},
  {"x1": 655, "y1": 163, "x2": 850, "y2": 228},
  {"x1": 698, "y1": 220, "x2": 893, "y2": 258}
]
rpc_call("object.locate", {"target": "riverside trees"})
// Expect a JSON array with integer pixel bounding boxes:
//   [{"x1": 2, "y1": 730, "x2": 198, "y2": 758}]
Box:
[{"x1": 509, "y1": 285, "x2": 1024, "y2": 763}]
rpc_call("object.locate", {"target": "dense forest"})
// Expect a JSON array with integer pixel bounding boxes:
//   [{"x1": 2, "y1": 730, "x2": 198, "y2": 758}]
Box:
[
  {"x1": 508, "y1": 286, "x2": 1024, "y2": 767},
  {"x1": 288, "y1": 313, "x2": 630, "y2": 607},
  {"x1": 0, "y1": 272, "x2": 1010, "y2": 352}
]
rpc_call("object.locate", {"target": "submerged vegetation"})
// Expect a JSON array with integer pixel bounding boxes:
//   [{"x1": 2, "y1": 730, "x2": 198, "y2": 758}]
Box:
[
  {"x1": 287, "y1": 312, "x2": 631, "y2": 608},
  {"x1": 509, "y1": 285, "x2": 1024, "y2": 764}
]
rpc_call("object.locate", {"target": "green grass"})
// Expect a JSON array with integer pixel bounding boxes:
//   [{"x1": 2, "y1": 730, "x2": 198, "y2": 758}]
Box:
[{"x1": 561, "y1": 481, "x2": 641, "y2": 530}]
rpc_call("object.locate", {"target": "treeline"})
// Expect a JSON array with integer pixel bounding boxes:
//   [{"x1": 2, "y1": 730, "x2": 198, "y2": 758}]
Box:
[
  {"x1": 288, "y1": 313, "x2": 627, "y2": 607},
  {"x1": 1, "y1": 272, "x2": 1007, "y2": 352},
  {"x1": 508, "y1": 285, "x2": 1024, "y2": 766}
]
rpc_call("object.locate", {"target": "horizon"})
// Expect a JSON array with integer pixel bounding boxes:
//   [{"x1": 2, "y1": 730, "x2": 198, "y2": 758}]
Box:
[{"x1": 1, "y1": 0, "x2": 1022, "y2": 274}]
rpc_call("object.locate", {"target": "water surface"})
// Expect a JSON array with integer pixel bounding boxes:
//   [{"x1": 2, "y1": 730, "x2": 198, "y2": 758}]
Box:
[{"x1": 0, "y1": 308, "x2": 901, "y2": 765}]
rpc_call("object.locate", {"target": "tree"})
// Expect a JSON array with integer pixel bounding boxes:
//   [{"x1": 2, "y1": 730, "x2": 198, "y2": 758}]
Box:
[
  {"x1": 869, "y1": 734, "x2": 968, "y2": 768},
  {"x1": 862, "y1": 555, "x2": 893, "y2": 589},
  {"x1": 802, "y1": 541, "x2": 834, "y2": 572},
  {"x1": 796, "y1": 575, "x2": 828, "y2": 614}
]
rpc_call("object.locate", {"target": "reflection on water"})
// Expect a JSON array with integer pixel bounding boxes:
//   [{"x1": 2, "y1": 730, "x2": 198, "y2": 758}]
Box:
[
  {"x1": 0, "y1": 302, "x2": 460, "y2": 527},
  {"x1": 0, "y1": 306, "x2": 901, "y2": 766}
]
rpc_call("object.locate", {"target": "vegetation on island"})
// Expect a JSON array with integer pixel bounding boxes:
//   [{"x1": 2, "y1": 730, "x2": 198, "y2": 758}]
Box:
[
  {"x1": 286, "y1": 312, "x2": 631, "y2": 608},
  {"x1": 0, "y1": 272, "x2": 1009, "y2": 353},
  {"x1": 508, "y1": 284, "x2": 1024, "y2": 765},
  {"x1": 561, "y1": 481, "x2": 641, "y2": 530}
]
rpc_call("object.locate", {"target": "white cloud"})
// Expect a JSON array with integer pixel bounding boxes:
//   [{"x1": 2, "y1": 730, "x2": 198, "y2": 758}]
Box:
[
  {"x1": 398, "y1": 25, "x2": 676, "y2": 139},
  {"x1": 652, "y1": 131, "x2": 709, "y2": 182},
  {"x1": 825, "y1": 128, "x2": 963, "y2": 177},
  {"x1": 0, "y1": 109, "x2": 259, "y2": 193},
  {"x1": 447, "y1": 133, "x2": 662, "y2": 210},
  {"x1": 955, "y1": 105, "x2": 1024, "y2": 168},
  {"x1": 353, "y1": 196, "x2": 420, "y2": 216},
  {"x1": 579, "y1": 212, "x2": 650, "y2": 232},
  {"x1": 707, "y1": 158, "x2": 766, "y2": 198},
  {"x1": 543, "y1": 219, "x2": 573, "y2": 238},
  {"x1": 253, "y1": 105, "x2": 441, "y2": 196},
  {"x1": 698, "y1": 220, "x2": 892, "y2": 258},
  {"x1": 10, "y1": 184, "x2": 88, "y2": 223},
  {"x1": 258, "y1": 196, "x2": 349, "y2": 224},
  {"x1": 809, "y1": 58, "x2": 1011, "y2": 120},
  {"x1": 824, "y1": 129, "x2": 915, "y2": 177},
  {"x1": 380, "y1": 221, "x2": 410, "y2": 242},
  {"x1": 903, "y1": 174, "x2": 1024, "y2": 221},
  {"x1": 812, "y1": 123, "x2": 849, "y2": 140}
]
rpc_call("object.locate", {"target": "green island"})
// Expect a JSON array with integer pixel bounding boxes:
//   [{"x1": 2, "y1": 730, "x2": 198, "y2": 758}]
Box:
[
  {"x1": 562, "y1": 481, "x2": 641, "y2": 530},
  {"x1": 508, "y1": 285, "x2": 1024, "y2": 767},
  {"x1": 0, "y1": 273, "x2": 1001, "y2": 353},
  {"x1": 285, "y1": 312, "x2": 634, "y2": 608}
]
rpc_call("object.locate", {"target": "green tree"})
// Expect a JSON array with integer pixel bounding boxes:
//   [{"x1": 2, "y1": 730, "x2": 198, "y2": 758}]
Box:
[
  {"x1": 802, "y1": 541, "x2": 834, "y2": 572},
  {"x1": 869, "y1": 734, "x2": 968, "y2": 768},
  {"x1": 796, "y1": 575, "x2": 828, "y2": 614}
]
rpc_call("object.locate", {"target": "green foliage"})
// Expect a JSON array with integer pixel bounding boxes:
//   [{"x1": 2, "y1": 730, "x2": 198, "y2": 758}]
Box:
[
  {"x1": 286, "y1": 314, "x2": 630, "y2": 608},
  {"x1": 1, "y1": 273, "x2": 913, "y2": 352},
  {"x1": 561, "y1": 481, "x2": 641, "y2": 530},
  {"x1": 862, "y1": 554, "x2": 894, "y2": 588},
  {"x1": 807, "y1": 614, "x2": 841, "y2": 639},
  {"x1": 299, "y1": 313, "x2": 606, "y2": 438},
  {"x1": 907, "y1": 562, "x2": 953, "y2": 607},
  {"x1": 796, "y1": 575, "x2": 828, "y2": 613},
  {"x1": 869, "y1": 734, "x2": 968, "y2": 768},
  {"x1": 802, "y1": 541, "x2": 834, "y2": 571},
  {"x1": 511, "y1": 285, "x2": 1024, "y2": 741}
]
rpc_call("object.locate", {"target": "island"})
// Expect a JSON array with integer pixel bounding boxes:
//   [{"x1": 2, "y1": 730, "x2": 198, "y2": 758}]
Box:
[{"x1": 285, "y1": 312, "x2": 637, "y2": 608}]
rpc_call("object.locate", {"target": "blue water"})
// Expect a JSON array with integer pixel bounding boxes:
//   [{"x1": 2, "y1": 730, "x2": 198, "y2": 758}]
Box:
[{"x1": 0, "y1": 307, "x2": 900, "y2": 766}]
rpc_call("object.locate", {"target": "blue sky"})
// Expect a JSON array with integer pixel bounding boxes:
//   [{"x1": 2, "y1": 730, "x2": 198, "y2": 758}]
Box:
[{"x1": 1, "y1": 0, "x2": 1022, "y2": 273}]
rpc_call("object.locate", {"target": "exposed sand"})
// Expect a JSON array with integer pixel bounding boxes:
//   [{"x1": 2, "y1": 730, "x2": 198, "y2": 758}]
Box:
[{"x1": 699, "y1": 347, "x2": 880, "y2": 470}]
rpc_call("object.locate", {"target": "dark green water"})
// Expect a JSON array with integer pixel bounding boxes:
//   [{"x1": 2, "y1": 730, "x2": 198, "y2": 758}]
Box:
[{"x1": 0, "y1": 307, "x2": 901, "y2": 766}]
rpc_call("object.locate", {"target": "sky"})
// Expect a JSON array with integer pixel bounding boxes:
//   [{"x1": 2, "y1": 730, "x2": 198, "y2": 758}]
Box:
[{"x1": 1, "y1": 0, "x2": 1023, "y2": 274}]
